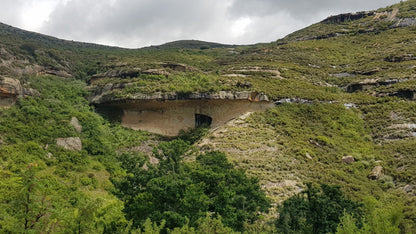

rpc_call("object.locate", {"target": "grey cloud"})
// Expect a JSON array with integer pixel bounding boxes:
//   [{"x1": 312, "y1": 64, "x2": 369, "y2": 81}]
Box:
[
  {"x1": 41, "y1": 0, "x2": 232, "y2": 47},
  {"x1": 0, "y1": 0, "x2": 25, "y2": 26},
  {"x1": 38, "y1": 0, "x2": 401, "y2": 48},
  {"x1": 228, "y1": 0, "x2": 400, "y2": 20}
]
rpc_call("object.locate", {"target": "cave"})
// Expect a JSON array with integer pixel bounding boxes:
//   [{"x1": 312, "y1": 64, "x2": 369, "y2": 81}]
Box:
[
  {"x1": 195, "y1": 114, "x2": 212, "y2": 128},
  {"x1": 96, "y1": 99, "x2": 275, "y2": 136}
]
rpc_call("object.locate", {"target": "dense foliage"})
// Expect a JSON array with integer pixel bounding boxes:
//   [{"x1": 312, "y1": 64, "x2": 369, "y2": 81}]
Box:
[
  {"x1": 1, "y1": 0, "x2": 416, "y2": 232},
  {"x1": 113, "y1": 140, "x2": 270, "y2": 232},
  {"x1": 0, "y1": 76, "x2": 130, "y2": 232},
  {"x1": 276, "y1": 183, "x2": 362, "y2": 234}
]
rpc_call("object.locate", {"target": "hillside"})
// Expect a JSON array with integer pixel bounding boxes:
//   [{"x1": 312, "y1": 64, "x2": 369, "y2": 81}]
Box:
[{"x1": 1, "y1": 0, "x2": 416, "y2": 233}]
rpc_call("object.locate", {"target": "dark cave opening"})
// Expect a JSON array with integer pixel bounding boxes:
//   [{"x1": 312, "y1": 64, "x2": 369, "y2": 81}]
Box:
[{"x1": 195, "y1": 114, "x2": 212, "y2": 128}]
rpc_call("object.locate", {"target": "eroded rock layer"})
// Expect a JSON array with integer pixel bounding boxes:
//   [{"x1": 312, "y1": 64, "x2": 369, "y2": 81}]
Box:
[{"x1": 97, "y1": 98, "x2": 274, "y2": 136}]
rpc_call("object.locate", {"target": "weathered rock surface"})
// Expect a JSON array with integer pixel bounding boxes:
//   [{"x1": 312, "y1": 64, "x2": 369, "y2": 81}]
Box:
[
  {"x1": 368, "y1": 165, "x2": 383, "y2": 180},
  {"x1": 0, "y1": 76, "x2": 23, "y2": 97},
  {"x1": 321, "y1": 11, "x2": 374, "y2": 24},
  {"x1": 109, "y1": 99, "x2": 274, "y2": 136},
  {"x1": 91, "y1": 62, "x2": 195, "y2": 80},
  {"x1": 347, "y1": 79, "x2": 400, "y2": 92},
  {"x1": 0, "y1": 76, "x2": 40, "y2": 107},
  {"x1": 402, "y1": 184, "x2": 415, "y2": 193},
  {"x1": 389, "y1": 123, "x2": 416, "y2": 129},
  {"x1": 385, "y1": 53, "x2": 416, "y2": 62},
  {"x1": 392, "y1": 17, "x2": 416, "y2": 28},
  {"x1": 70, "y1": 117, "x2": 82, "y2": 133},
  {"x1": 142, "y1": 68, "x2": 170, "y2": 76},
  {"x1": 0, "y1": 76, "x2": 23, "y2": 107},
  {"x1": 56, "y1": 137, "x2": 82, "y2": 151},
  {"x1": 89, "y1": 88, "x2": 270, "y2": 104},
  {"x1": 342, "y1": 155, "x2": 355, "y2": 164}
]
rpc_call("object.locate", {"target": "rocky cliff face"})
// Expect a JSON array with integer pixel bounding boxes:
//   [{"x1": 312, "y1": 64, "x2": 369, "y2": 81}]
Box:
[
  {"x1": 321, "y1": 11, "x2": 374, "y2": 24},
  {"x1": 0, "y1": 76, "x2": 39, "y2": 107},
  {"x1": 0, "y1": 46, "x2": 72, "y2": 78},
  {"x1": 0, "y1": 77, "x2": 23, "y2": 107},
  {"x1": 89, "y1": 78, "x2": 273, "y2": 136},
  {"x1": 89, "y1": 84, "x2": 270, "y2": 104},
  {"x1": 99, "y1": 99, "x2": 274, "y2": 136}
]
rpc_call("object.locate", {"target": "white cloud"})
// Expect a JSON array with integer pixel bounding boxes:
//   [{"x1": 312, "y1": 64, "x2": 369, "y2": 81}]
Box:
[
  {"x1": 231, "y1": 17, "x2": 252, "y2": 38},
  {"x1": 20, "y1": 0, "x2": 60, "y2": 30}
]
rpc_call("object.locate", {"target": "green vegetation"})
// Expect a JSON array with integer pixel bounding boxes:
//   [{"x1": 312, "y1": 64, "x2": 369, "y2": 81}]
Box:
[
  {"x1": 1, "y1": 0, "x2": 416, "y2": 233},
  {"x1": 0, "y1": 76, "x2": 270, "y2": 232},
  {"x1": 113, "y1": 140, "x2": 269, "y2": 232},
  {"x1": 276, "y1": 183, "x2": 362, "y2": 234},
  {"x1": 0, "y1": 76, "x2": 133, "y2": 232}
]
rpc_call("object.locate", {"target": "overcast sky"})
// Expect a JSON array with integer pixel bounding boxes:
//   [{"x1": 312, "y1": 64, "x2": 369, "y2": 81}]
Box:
[{"x1": 0, "y1": 0, "x2": 401, "y2": 48}]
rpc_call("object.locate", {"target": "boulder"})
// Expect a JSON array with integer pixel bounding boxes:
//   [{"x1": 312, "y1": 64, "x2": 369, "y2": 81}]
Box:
[
  {"x1": 70, "y1": 117, "x2": 82, "y2": 133},
  {"x1": 142, "y1": 163, "x2": 149, "y2": 171},
  {"x1": 0, "y1": 77, "x2": 40, "y2": 107},
  {"x1": 23, "y1": 88, "x2": 40, "y2": 97},
  {"x1": 402, "y1": 184, "x2": 414, "y2": 193},
  {"x1": 0, "y1": 77, "x2": 23, "y2": 97},
  {"x1": 149, "y1": 156, "x2": 159, "y2": 165},
  {"x1": 0, "y1": 77, "x2": 23, "y2": 107},
  {"x1": 342, "y1": 155, "x2": 355, "y2": 164},
  {"x1": 56, "y1": 137, "x2": 82, "y2": 151},
  {"x1": 368, "y1": 165, "x2": 383, "y2": 180}
]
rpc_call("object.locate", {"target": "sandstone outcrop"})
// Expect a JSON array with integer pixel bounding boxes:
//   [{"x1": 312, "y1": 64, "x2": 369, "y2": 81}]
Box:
[
  {"x1": 347, "y1": 79, "x2": 399, "y2": 92},
  {"x1": 321, "y1": 11, "x2": 374, "y2": 24},
  {"x1": 0, "y1": 76, "x2": 40, "y2": 107},
  {"x1": 89, "y1": 77, "x2": 274, "y2": 136},
  {"x1": 368, "y1": 165, "x2": 383, "y2": 180},
  {"x1": 89, "y1": 87, "x2": 270, "y2": 104},
  {"x1": 70, "y1": 117, "x2": 82, "y2": 133},
  {"x1": 56, "y1": 137, "x2": 82, "y2": 151},
  {"x1": 341, "y1": 155, "x2": 355, "y2": 164},
  {"x1": 91, "y1": 62, "x2": 196, "y2": 80},
  {"x1": 0, "y1": 76, "x2": 23, "y2": 107}
]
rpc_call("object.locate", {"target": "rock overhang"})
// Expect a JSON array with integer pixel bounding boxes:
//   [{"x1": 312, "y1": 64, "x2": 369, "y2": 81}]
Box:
[{"x1": 91, "y1": 91, "x2": 274, "y2": 136}]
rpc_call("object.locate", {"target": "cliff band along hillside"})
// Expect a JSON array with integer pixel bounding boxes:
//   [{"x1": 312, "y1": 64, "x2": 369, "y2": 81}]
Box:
[
  {"x1": 0, "y1": 0, "x2": 416, "y2": 233},
  {"x1": 90, "y1": 91, "x2": 273, "y2": 136}
]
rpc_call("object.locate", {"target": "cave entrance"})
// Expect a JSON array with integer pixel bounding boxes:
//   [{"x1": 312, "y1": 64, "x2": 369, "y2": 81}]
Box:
[{"x1": 195, "y1": 114, "x2": 212, "y2": 128}]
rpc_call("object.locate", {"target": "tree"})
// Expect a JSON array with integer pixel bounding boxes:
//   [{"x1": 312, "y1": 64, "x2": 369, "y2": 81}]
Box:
[
  {"x1": 276, "y1": 183, "x2": 362, "y2": 234},
  {"x1": 113, "y1": 142, "x2": 270, "y2": 232},
  {"x1": 0, "y1": 164, "x2": 59, "y2": 232},
  {"x1": 336, "y1": 196, "x2": 403, "y2": 234}
]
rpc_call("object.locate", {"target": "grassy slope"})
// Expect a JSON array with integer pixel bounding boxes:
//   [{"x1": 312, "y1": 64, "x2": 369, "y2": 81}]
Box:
[
  {"x1": 0, "y1": 0, "x2": 416, "y2": 231},
  {"x1": 0, "y1": 76, "x2": 149, "y2": 231}
]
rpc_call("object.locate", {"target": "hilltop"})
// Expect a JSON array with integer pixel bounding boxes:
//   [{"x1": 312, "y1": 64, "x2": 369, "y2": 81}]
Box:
[{"x1": 1, "y1": 0, "x2": 416, "y2": 232}]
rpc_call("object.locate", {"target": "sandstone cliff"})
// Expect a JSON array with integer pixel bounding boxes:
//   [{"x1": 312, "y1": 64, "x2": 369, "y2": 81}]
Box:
[{"x1": 0, "y1": 76, "x2": 39, "y2": 107}]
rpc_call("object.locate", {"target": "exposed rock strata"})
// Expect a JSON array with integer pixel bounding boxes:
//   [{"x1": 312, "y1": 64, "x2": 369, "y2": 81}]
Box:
[
  {"x1": 368, "y1": 166, "x2": 383, "y2": 180},
  {"x1": 321, "y1": 11, "x2": 374, "y2": 24},
  {"x1": 0, "y1": 76, "x2": 39, "y2": 107},
  {"x1": 89, "y1": 87, "x2": 269, "y2": 104},
  {"x1": 342, "y1": 155, "x2": 355, "y2": 164},
  {"x1": 91, "y1": 62, "x2": 196, "y2": 80},
  {"x1": 56, "y1": 137, "x2": 82, "y2": 151},
  {"x1": 0, "y1": 77, "x2": 23, "y2": 107},
  {"x1": 92, "y1": 90, "x2": 273, "y2": 136},
  {"x1": 70, "y1": 117, "x2": 82, "y2": 133}
]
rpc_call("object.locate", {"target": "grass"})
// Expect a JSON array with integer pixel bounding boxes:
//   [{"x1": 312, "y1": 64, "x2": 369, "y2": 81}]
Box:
[
  {"x1": 1, "y1": 0, "x2": 416, "y2": 231},
  {"x1": 196, "y1": 102, "x2": 416, "y2": 229}
]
